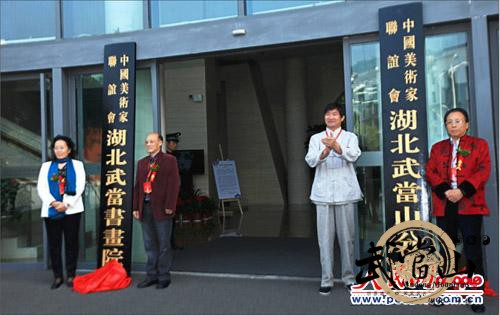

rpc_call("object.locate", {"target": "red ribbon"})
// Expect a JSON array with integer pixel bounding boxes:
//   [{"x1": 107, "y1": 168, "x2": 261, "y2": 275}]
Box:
[
  {"x1": 58, "y1": 176, "x2": 65, "y2": 195},
  {"x1": 326, "y1": 129, "x2": 342, "y2": 141},
  {"x1": 143, "y1": 163, "x2": 158, "y2": 194}
]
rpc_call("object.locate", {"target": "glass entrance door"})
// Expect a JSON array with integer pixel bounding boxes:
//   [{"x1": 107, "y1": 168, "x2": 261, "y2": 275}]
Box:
[
  {"x1": 343, "y1": 29, "x2": 473, "y2": 257},
  {"x1": 344, "y1": 38, "x2": 384, "y2": 256},
  {"x1": 74, "y1": 69, "x2": 153, "y2": 265},
  {"x1": 0, "y1": 75, "x2": 51, "y2": 262}
]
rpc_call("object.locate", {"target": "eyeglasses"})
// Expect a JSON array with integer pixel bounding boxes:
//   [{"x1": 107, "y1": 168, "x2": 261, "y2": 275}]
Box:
[{"x1": 445, "y1": 119, "x2": 464, "y2": 125}]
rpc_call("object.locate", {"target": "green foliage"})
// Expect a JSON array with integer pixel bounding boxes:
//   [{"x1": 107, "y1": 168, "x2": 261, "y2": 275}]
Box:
[
  {"x1": 177, "y1": 189, "x2": 218, "y2": 215},
  {"x1": 1, "y1": 178, "x2": 22, "y2": 220}
]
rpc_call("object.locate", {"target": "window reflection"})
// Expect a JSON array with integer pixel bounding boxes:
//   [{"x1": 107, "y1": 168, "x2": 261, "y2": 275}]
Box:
[
  {"x1": 151, "y1": 0, "x2": 237, "y2": 28},
  {"x1": 350, "y1": 42, "x2": 382, "y2": 151},
  {"x1": 1, "y1": 0, "x2": 56, "y2": 44},
  {"x1": 356, "y1": 167, "x2": 383, "y2": 256},
  {"x1": 247, "y1": 0, "x2": 342, "y2": 15},
  {"x1": 425, "y1": 32, "x2": 470, "y2": 147},
  {"x1": 1, "y1": 78, "x2": 50, "y2": 262},
  {"x1": 63, "y1": 1, "x2": 143, "y2": 38}
]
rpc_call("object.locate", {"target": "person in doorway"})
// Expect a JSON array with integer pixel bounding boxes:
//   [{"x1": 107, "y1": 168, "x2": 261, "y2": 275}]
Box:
[
  {"x1": 164, "y1": 132, "x2": 183, "y2": 250},
  {"x1": 37, "y1": 135, "x2": 86, "y2": 289},
  {"x1": 305, "y1": 103, "x2": 363, "y2": 296},
  {"x1": 425, "y1": 108, "x2": 490, "y2": 313},
  {"x1": 133, "y1": 132, "x2": 180, "y2": 289},
  {"x1": 165, "y1": 132, "x2": 181, "y2": 155}
]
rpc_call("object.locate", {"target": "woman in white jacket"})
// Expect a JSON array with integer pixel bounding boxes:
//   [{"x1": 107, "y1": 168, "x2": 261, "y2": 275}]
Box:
[
  {"x1": 37, "y1": 135, "x2": 86, "y2": 289},
  {"x1": 305, "y1": 103, "x2": 363, "y2": 296}
]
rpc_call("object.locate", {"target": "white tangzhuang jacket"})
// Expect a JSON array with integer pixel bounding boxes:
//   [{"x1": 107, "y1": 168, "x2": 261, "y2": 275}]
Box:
[{"x1": 305, "y1": 128, "x2": 363, "y2": 205}]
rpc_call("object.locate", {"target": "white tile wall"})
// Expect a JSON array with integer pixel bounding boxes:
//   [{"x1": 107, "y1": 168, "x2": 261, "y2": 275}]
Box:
[
  {"x1": 162, "y1": 59, "x2": 209, "y2": 195},
  {"x1": 159, "y1": 52, "x2": 344, "y2": 206}
]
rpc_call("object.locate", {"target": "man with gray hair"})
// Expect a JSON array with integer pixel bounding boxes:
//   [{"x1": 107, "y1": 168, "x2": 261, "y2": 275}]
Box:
[{"x1": 133, "y1": 132, "x2": 180, "y2": 289}]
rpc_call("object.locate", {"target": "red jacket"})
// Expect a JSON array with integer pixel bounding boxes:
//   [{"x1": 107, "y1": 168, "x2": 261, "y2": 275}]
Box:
[
  {"x1": 133, "y1": 151, "x2": 180, "y2": 220},
  {"x1": 425, "y1": 134, "x2": 491, "y2": 216}
]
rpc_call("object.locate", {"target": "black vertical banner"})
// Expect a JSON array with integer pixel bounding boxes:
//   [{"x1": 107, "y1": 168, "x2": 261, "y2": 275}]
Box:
[
  {"x1": 97, "y1": 42, "x2": 136, "y2": 274},
  {"x1": 379, "y1": 3, "x2": 429, "y2": 228}
]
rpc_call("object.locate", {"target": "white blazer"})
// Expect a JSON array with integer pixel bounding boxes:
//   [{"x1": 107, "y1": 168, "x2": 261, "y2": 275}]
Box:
[
  {"x1": 37, "y1": 159, "x2": 86, "y2": 218},
  {"x1": 305, "y1": 129, "x2": 363, "y2": 205}
]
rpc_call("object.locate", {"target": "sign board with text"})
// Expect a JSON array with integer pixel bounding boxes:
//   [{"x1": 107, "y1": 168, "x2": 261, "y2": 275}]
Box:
[
  {"x1": 379, "y1": 3, "x2": 429, "y2": 227},
  {"x1": 212, "y1": 160, "x2": 242, "y2": 200},
  {"x1": 97, "y1": 42, "x2": 136, "y2": 274}
]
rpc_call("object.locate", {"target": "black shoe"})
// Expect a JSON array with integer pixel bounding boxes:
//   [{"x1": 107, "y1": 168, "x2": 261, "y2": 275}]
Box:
[
  {"x1": 137, "y1": 279, "x2": 158, "y2": 288},
  {"x1": 318, "y1": 286, "x2": 332, "y2": 296},
  {"x1": 51, "y1": 277, "x2": 63, "y2": 289},
  {"x1": 156, "y1": 280, "x2": 171, "y2": 289},
  {"x1": 471, "y1": 304, "x2": 485, "y2": 313},
  {"x1": 66, "y1": 277, "x2": 74, "y2": 288},
  {"x1": 345, "y1": 284, "x2": 354, "y2": 291}
]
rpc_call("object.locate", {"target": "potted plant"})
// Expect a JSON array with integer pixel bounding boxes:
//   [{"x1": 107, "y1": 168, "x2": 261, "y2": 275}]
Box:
[
  {"x1": 200, "y1": 196, "x2": 217, "y2": 223},
  {"x1": 191, "y1": 199, "x2": 202, "y2": 224},
  {"x1": 1, "y1": 178, "x2": 21, "y2": 221},
  {"x1": 176, "y1": 188, "x2": 219, "y2": 225},
  {"x1": 177, "y1": 190, "x2": 194, "y2": 224},
  {"x1": 191, "y1": 189, "x2": 205, "y2": 224}
]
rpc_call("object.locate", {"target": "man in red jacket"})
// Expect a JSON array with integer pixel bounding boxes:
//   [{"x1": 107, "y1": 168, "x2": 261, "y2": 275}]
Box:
[
  {"x1": 425, "y1": 108, "x2": 490, "y2": 313},
  {"x1": 133, "y1": 132, "x2": 180, "y2": 289}
]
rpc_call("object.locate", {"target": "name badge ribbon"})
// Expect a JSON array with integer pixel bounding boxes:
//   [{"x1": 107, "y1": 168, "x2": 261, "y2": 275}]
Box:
[{"x1": 143, "y1": 161, "x2": 159, "y2": 194}]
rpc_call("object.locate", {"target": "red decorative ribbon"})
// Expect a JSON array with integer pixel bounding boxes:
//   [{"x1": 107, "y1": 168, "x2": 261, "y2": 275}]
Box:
[
  {"x1": 484, "y1": 281, "x2": 499, "y2": 297},
  {"x1": 58, "y1": 176, "x2": 65, "y2": 195},
  {"x1": 326, "y1": 129, "x2": 342, "y2": 141},
  {"x1": 143, "y1": 162, "x2": 158, "y2": 194}
]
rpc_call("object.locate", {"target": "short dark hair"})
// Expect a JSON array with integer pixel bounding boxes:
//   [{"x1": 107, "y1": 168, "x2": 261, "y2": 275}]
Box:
[
  {"x1": 51, "y1": 135, "x2": 76, "y2": 160},
  {"x1": 443, "y1": 108, "x2": 469, "y2": 124},
  {"x1": 158, "y1": 134, "x2": 164, "y2": 142},
  {"x1": 323, "y1": 103, "x2": 344, "y2": 117}
]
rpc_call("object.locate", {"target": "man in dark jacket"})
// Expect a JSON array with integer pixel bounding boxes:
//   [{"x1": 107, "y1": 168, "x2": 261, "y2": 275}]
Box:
[
  {"x1": 165, "y1": 132, "x2": 181, "y2": 154},
  {"x1": 133, "y1": 132, "x2": 180, "y2": 289},
  {"x1": 164, "y1": 132, "x2": 183, "y2": 249}
]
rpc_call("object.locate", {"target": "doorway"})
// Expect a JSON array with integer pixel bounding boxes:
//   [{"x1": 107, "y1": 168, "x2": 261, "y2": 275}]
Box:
[{"x1": 160, "y1": 40, "x2": 354, "y2": 277}]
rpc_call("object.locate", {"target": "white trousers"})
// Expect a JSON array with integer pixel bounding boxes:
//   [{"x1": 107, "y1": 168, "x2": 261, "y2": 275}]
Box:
[{"x1": 316, "y1": 203, "x2": 356, "y2": 287}]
